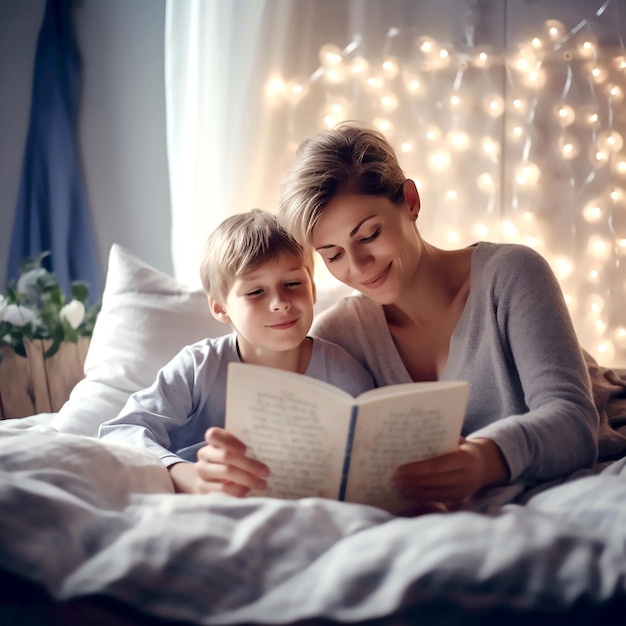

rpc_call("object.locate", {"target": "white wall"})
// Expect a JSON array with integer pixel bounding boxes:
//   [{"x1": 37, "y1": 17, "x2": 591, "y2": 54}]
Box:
[{"x1": 0, "y1": 0, "x2": 172, "y2": 290}]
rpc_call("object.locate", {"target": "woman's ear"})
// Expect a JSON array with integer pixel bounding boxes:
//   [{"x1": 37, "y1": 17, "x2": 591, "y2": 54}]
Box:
[
  {"x1": 208, "y1": 296, "x2": 230, "y2": 325},
  {"x1": 403, "y1": 179, "x2": 421, "y2": 221}
]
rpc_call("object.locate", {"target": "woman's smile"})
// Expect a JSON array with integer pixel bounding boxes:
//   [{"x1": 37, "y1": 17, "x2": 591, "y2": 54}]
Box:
[{"x1": 360, "y1": 263, "x2": 392, "y2": 289}]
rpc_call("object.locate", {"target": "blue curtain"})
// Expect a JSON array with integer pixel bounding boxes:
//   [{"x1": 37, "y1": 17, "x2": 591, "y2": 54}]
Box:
[{"x1": 7, "y1": 0, "x2": 102, "y2": 304}]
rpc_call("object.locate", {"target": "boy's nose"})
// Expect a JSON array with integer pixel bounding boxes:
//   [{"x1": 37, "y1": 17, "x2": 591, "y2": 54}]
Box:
[{"x1": 270, "y1": 295, "x2": 290, "y2": 311}]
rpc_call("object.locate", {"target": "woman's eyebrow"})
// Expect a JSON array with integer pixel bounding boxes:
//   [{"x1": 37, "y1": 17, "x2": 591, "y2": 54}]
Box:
[
  {"x1": 315, "y1": 215, "x2": 377, "y2": 250},
  {"x1": 350, "y1": 214, "x2": 376, "y2": 237}
]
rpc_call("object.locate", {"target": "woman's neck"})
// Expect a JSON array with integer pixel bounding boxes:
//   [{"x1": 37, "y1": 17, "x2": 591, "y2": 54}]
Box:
[{"x1": 384, "y1": 243, "x2": 473, "y2": 328}]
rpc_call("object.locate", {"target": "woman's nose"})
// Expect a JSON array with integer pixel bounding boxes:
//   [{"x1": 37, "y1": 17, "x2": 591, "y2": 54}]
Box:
[{"x1": 347, "y1": 247, "x2": 373, "y2": 274}]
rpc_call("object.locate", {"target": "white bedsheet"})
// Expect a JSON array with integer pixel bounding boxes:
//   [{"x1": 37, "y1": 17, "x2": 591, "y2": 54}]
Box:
[{"x1": 0, "y1": 422, "x2": 625, "y2": 624}]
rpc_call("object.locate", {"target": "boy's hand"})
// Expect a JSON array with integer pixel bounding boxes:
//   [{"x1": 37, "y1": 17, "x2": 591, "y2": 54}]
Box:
[
  {"x1": 393, "y1": 437, "x2": 509, "y2": 505},
  {"x1": 169, "y1": 427, "x2": 270, "y2": 496}
]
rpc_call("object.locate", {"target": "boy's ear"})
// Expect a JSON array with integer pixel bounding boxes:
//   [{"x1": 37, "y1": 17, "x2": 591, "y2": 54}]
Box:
[{"x1": 208, "y1": 296, "x2": 230, "y2": 325}]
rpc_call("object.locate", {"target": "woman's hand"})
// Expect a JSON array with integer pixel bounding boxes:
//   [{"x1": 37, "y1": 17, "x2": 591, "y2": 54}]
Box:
[
  {"x1": 393, "y1": 437, "x2": 509, "y2": 506},
  {"x1": 169, "y1": 427, "x2": 270, "y2": 496}
]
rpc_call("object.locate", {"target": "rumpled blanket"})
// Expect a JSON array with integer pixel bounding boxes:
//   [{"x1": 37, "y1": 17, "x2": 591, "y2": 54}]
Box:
[
  {"x1": 0, "y1": 425, "x2": 625, "y2": 625},
  {"x1": 584, "y1": 350, "x2": 626, "y2": 462}
]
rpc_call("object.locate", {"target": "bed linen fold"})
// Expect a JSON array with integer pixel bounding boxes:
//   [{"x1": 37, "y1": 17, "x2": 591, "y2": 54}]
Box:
[{"x1": 0, "y1": 426, "x2": 625, "y2": 624}]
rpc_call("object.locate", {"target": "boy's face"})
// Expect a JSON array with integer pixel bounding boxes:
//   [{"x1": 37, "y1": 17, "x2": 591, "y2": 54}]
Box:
[{"x1": 213, "y1": 253, "x2": 315, "y2": 358}]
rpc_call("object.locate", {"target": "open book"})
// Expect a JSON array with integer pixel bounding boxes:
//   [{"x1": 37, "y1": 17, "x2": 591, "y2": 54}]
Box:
[{"x1": 225, "y1": 362, "x2": 469, "y2": 514}]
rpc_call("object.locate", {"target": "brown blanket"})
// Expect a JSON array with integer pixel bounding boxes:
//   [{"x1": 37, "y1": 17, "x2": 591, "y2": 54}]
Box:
[{"x1": 584, "y1": 350, "x2": 626, "y2": 463}]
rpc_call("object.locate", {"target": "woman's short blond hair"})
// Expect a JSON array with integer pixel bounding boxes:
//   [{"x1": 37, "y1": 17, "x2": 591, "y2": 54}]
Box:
[
  {"x1": 199, "y1": 209, "x2": 313, "y2": 303},
  {"x1": 278, "y1": 121, "x2": 407, "y2": 245}
]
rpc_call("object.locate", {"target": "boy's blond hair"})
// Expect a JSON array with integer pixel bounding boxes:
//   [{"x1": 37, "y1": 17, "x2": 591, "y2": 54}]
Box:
[
  {"x1": 278, "y1": 121, "x2": 407, "y2": 246},
  {"x1": 199, "y1": 209, "x2": 313, "y2": 303}
]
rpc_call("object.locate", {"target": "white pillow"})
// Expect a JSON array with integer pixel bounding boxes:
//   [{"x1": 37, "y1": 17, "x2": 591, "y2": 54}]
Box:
[{"x1": 51, "y1": 244, "x2": 227, "y2": 437}]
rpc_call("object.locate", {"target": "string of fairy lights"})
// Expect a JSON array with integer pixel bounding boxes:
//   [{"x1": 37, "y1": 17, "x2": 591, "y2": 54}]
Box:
[{"x1": 265, "y1": 1, "x2": 626, "y2": 367}]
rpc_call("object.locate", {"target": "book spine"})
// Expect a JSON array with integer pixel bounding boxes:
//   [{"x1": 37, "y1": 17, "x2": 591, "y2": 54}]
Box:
[{"x1": 338, "y1": 405, "x2": 358, "y2": 501}]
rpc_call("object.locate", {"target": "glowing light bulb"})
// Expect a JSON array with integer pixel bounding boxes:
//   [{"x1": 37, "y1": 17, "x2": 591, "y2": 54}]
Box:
[
  {"x1": 407, "y1": 78, "x2": 421, "y2": 92},
  {"x1": 558, "y1": 135, "x2": 579, "y2": 159},
  {"x1": 511, "y1": 98, "x2": 525, "y2": 112},
  {"x1": 483, "y1": 94, "x2": 505, "y2": 117},
  {"x1": 589, "y1": 64, "x2": 608, "y2": 83},
  {"x1": 555, "y1": 104, "x2": 575, "y2": 126},
  {"x1": 474, "y1": 223, "x2": 489, "y2": 238},
  {"x1": 380, "y1": 92, "x2": 398, "y2": 112},
  {"x1": 400, "y1": 142, "x2": 413, "y2": 153},
  {"x1": 614, "y1": 326, "x2": 626, "y2": 349},
  {"x1": 578, "y1": 40, "x2": 596, "y2": 58},
  {"x1": 350, "y1": 56, "x2": 369, "y2": 76},
  {"x1": 524, "y1": 67, "x2": 546, "y2": 88},
  {"x1": 590, "y1": 146, "x2": 609, "y2": 166},
  {"x1": 587, "y1": 235, "x2": 611, "y2": 261},
  {"x1": 515, "y1": 162, "x2": 540, "y2": 186},
  {"x1": 319, "y1": 44, "x2": 343, "y2": 67},
  {"x1": 366, "y1": 75, "x2": 384, "y2": 90},
  {"x1": 324, "y1": 66, "x2": 345, "y2": 84},
  {"x1": 417, "y1": 36, "x2": 436, "y2": 54},
  {"x1": 446, "y1": 189, "x2": 458, "y2": 201},
  {"x1": 482, "y1": 137, "x2": 499, "y2": 158},
  {"x1": 588, "y1": 293, "x2": 606, "y2": 314},
  {"x1": 446, "y1": 231, "x2": 460, "y2": 244},
  {"x1": 285, "y1": 80, "x2": 309, "y2": 104},
  {"x1": 477, "y1": 173, "x2": 495, "y2": 192},
  {"x1": 606, "y1": 84, "x2": 624, "y2": 102},
  {"x1": 612, "y1": 55, "x2": 626, "y2": 70},
  {"x1": 447, "y1": 131, "x2": 470, "y2": 150},
  {"x1": 474, "y1": 49, "x2": 491, "y2": 68},
  {"x1": 583, "y1": 201, "x2": 603, "y2": 222},
  {"x1": 502, "y1": 221, "x2": 518, "y2": 239},
  {"x1": 424, "y1": 125, "x2": 441, "y2": 141},
  {"x1": 611, "y1": 154, "x2": 626, "y2": 177},
  {"x1": 596, "y1": 341, "x2": 615, "y2": 362},
  {"x1": 373, "y1": 118, "x2": 393, "y2": 134},
  {"x1": 428, "y1": 150, "x2": 451, "y2": 171},
  {"x1": 450, "y1": 94, "x2": 461, "y2": 107},
  {"x1": 381, "y1": 58, "x2": 399, "y2": 79},
  {"x1": 531, "y1": 37, "x2": 542, "y2": 49},
  {"x1": 553, "y1": 257, "x2": 573, "y2": 279},
  {"x1": 266, "y1": 76, "x2": 286, "y2": 101},
  {"x1": 545, "y1": 19, "x2": 566, "y2": 41}
]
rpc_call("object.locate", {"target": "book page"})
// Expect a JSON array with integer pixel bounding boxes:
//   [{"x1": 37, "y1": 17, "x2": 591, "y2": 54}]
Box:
[
  {"x1": 344, "y1": 382, "x2": 469, "y2": 514},
  {"x1": 225, "y1": 363, "x2": 353, "y2": 500}
]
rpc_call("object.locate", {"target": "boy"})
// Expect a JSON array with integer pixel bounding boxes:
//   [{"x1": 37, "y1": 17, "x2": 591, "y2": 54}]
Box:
[{"x1": 98, "y1": 209, "x2": 374, "y2": 495}]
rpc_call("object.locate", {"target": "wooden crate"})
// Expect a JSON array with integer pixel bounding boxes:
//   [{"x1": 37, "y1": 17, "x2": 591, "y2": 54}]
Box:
[{"x1": 0, "y1": 337, "x2": 90, "y2": 419}]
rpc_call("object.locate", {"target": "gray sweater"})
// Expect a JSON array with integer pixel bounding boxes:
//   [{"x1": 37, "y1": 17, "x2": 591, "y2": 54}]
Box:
[
  {"x1": 98, "y1": 333, "x2": 374, "y2": 466},
  {"x1": 312, "y1": 242, "x2": 599, "y2": 483}
]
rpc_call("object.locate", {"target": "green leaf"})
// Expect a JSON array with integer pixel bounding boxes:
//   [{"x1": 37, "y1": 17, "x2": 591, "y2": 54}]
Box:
[
  {"x1": 45, "y1": 339, "x2": 61, "y2": 358},
  {"x1": 71, "y1": 282, "x2": 90, "y2": 303},
  {"x1": 13, "y1": 340, "x2": 27, "y2": 358}
]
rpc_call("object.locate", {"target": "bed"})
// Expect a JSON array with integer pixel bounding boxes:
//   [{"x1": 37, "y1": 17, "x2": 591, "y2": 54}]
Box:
[{"x1": 1, "y1": 243, "x2": 626, "y2": 626}]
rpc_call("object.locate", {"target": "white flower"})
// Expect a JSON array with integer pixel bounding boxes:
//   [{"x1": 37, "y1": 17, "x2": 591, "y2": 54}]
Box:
[
  {"x1": 16, "y1": 268, "x2": 47, "y2": 303},
  {"x1": 3, "y1": 304, "x2": 37, "y2": 327},
  {"x1": 59, "y1": 300, "x2": 85, "y2": 329}
]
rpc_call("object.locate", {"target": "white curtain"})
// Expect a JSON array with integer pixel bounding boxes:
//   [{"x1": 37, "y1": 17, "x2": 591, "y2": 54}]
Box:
[{"x1": 164, "y1": 0, "x2": 626, "y2": 366}]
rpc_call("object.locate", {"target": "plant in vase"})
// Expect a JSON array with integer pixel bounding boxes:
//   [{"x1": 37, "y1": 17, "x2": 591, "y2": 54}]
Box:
[
  {"x1": 0, "y1": 252, "x2": 101, "y2": 418},
  {"x1": 0, "y1": 251, "x2": 100, "y2": 363}
]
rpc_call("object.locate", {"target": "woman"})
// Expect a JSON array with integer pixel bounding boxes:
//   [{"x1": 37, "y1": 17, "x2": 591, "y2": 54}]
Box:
[{"x1": 278, "y1": 121, "x2": 599, "y2": 507}]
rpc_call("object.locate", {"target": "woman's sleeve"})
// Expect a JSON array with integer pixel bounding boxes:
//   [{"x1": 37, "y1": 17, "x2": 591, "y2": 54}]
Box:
[{"x1": 469, "y1": 247, "x2": 599, "y2": 482}]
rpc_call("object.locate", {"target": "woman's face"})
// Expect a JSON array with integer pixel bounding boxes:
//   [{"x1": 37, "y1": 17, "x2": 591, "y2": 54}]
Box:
[{"x1": 311, "y1": 186, "x2": 421, "y2": 305}]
